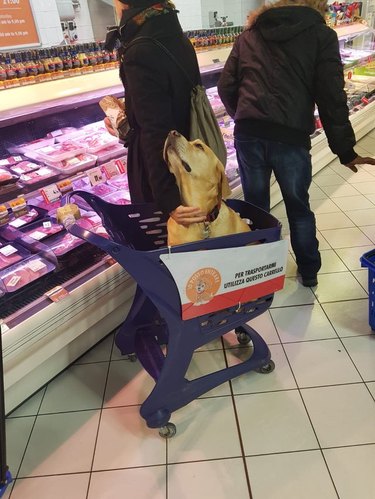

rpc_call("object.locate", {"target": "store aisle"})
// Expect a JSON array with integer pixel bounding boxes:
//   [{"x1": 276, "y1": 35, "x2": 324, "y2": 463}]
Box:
[{"x1": 3, "y1": 131, "x2": 375, "y2": 499}]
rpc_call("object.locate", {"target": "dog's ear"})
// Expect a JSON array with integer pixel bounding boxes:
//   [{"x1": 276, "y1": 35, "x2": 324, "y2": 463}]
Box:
[{"x1": 217, "y1": 159, "x2": 231, "y2": 199}]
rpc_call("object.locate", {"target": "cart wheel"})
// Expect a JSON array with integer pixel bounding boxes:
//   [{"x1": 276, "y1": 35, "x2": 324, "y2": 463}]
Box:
[
  {"x1": 159, "y1": 423, "x2": 177, "y2": 439},
  {"x1": 257, "y1": 360, "x2": 275, "y2": 374},
  {"x1": 236, "y1": 331, "x2": 251, "y2": 345},
  {"x1": 124, "y1": 353, "x2": 137, "y2": 362}
]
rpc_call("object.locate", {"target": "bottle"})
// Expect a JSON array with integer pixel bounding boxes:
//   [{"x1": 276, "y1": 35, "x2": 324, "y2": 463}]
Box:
[
  {"x1": 52, "y1": 47, "x2": 64, "y2": 71},
  {"x1": 11, "y1": 52, "x2": 27, "y2": 79},
  {"x1": 95, "y1": 43, "x2": 103, "y2": 65},
  {"x1": 4, "y1": 53, "x2": 17, "y2": 80},
  {"x1": 43, "y1": 49, "x2": 56, "y2": 73},
  {"x1": 33, "y1": 50, "x2": 45, "y2": 75},
  {"x1": 0, "y1": 55, "x2": 7, "y2": 82},
  {"x1": 78, "y1": 45, "x2": 89, "y2": 67},
  {"x1": 87, "y1": 43, "x2": 97, "y2": 66},
  {"x1": 23, "y1": 51, "x2": 38, "y2": 78},
  {"x1": 61, "y1": 47, "x2": 73, "y2": 73},
  {"x1": 69, "y1": 46, "x2": 81, "y2": 70}
]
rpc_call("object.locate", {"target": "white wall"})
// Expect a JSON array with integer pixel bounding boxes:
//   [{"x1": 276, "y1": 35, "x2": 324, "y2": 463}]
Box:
[
  {"x1": 30, "y1": 0, "x2": 64, "y2": 47},
  {"x1": 174, "y1": 0, "x2": 203, "y2": 30},
  {"x1": 75, "y1": 0, "x2": 95, "y2": 42}
]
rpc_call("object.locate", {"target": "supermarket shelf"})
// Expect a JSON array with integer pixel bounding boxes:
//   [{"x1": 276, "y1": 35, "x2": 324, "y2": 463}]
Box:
[
  {"x1": 335, "y1": 22, "x2": 371, "y2": 38},
  {"x1": 0, "y1": 47, "x2": 232, "y2": 127},
  {"x1": 3, "y1": 262, "x2": 135, "y2": 413}
]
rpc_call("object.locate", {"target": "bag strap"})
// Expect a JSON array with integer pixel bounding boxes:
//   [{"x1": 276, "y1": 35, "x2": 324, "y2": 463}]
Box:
[{"x1": 122, "y1": 36, "x2": 196, "y2": 87}]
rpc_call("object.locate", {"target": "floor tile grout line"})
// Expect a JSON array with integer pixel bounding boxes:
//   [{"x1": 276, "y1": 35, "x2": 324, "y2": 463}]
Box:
[
  {"x1": 85, "y1": 350, "x2": 114, "y2": 499},
  {"x1": 222, "y1": 335, "x2": 253, "y2": 499},
  {"x1": 13, "y1": 441, "x2": 375, "y2": 480},
  {"x1": 267, "y1": 310, "x2": 341, "y2": 496}
]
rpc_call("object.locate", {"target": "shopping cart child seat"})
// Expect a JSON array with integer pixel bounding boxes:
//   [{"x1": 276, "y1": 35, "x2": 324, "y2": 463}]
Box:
[{"x1": 64, "y1": 191, "x2": 285, "y2": 437}]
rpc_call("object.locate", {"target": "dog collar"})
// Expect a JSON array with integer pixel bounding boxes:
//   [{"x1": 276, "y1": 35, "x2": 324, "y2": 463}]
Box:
[{"x1": 205, "y1": 201, "x2": 222, "y2": 223}]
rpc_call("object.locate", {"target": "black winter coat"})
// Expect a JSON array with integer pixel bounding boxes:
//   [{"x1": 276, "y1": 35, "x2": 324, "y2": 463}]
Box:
[
  {"x1": 217, "y1": 6, "x2": 357, "y2": 164},
  {"x1": 119, "y1": 12, "x2": 201, "y2": 214}
]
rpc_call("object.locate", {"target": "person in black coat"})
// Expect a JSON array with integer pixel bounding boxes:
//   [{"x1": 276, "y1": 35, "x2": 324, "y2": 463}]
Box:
[
  {"x1": 218, "y1": 0, "x2": 375, "y2": 287},
  {"x1": 107, "y1": 0, "x2": 206, "y2": 226}
]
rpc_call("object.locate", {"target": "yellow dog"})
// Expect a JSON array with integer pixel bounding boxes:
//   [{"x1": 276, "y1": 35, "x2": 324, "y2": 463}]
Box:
[{"x1": 164, "y1": 131, "x2": 250, "y2": 246}]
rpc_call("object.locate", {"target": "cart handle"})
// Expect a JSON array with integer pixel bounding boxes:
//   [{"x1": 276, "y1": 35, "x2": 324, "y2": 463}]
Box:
[{"x1": 67, "y1": 222, "x2": 125, "y2": 259}]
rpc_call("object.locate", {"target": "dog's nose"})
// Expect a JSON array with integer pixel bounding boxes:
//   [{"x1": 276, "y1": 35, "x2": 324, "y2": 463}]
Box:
[{"x1": 170, "y1": 130, "x2": 180, "y2": 137}]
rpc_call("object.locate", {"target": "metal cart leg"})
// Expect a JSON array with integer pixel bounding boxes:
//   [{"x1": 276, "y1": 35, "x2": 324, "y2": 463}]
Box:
[
  {"x1": 0, "y1": 324, "x2": 12, "y2": 498},
  {"x1": 115, "y1": 285, "x2": 168, "y2": 361}
]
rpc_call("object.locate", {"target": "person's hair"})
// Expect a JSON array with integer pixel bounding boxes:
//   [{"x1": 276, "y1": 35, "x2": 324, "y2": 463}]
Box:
[{"x1": 247, "y1": 0, "x2": 328, "y2": 26}]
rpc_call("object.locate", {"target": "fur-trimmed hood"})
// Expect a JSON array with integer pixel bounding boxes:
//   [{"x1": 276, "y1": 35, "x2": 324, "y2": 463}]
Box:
[{"x1": 248, "y1": 1, "x2": 327, "y2": 42}]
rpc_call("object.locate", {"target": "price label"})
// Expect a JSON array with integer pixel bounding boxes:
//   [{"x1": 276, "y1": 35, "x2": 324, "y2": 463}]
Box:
[
  {"x1": 14, "y1": 156, "x2": 23, "y2": 163},
  {"x1": 43, "y1": 221, "x2": 52, "y2": 229},
  {"x1": 114, "y1": 159, "x2": 126, "y2": 174},
  {"x1": 28, "y1": 259, "x2": 47, "y2": 272},
  {"x1": 50, "y1": 130, "x2": 64, "y2": 138},
  {"x1": 45, "y1": 285, "x2": 69, "y2": 302},
  {"x1": 28, "y1": 230, "x2": 46, "y2": 241},
  {"x1": 103, "y1": 161, "x2": 119, "y2": 179},
  {"x1": 87, "y1": 167, "x2": 104, "y2": 187},
  {"x1": 9, "y1": 217, "x2": 26, "y2": 228},
  {"x1": 7, "y1": 275, "x2": 21, "y2": 288},
  {"x1": 41, "y1": 184, "x2": 61, "y2": 204},
  {"x1": 0, "y1": 245, "x2": 18, "y2": 257}
]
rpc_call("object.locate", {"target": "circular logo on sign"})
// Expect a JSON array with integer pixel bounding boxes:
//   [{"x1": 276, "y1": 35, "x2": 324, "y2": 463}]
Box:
[{"x1": 186, "y1": 267, "x2": 221, "y2": 306}]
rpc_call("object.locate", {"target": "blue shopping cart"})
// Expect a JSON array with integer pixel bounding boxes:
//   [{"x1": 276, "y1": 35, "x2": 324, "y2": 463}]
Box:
[{"x1": 64, "y1": 191, "x2": 284, "y2": 437}]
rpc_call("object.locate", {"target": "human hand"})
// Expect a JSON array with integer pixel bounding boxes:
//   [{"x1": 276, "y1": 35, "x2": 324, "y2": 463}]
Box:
[
  {"x1": 344, "y1": 155, "x2": 375, "y2": 173},
  {"x1": 170, "y1": 205, "x2": 206, "y2": 226},
  {"x1": 104, "y1": 117, "x2": 117, "y2": 137}
]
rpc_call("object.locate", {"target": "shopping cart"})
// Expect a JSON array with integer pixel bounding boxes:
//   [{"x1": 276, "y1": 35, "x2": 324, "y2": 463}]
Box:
[
  {"x1": 360, "y1": 248, "x2": 375, "y2": 331},
  {"x1": 64, "y1": 191, "x2": 285, "y2": 437},
  {"x1": 0, "y1": 324, "x2": 12, "y2": 498}
]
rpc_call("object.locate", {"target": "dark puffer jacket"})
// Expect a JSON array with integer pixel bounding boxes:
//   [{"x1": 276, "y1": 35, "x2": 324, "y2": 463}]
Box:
[
  {"x1": 217, "y1": 6, "x2": 357, "y2": 164},
  {"x1": 119, "y1": 12, "x2": 201, "y2": 213}
]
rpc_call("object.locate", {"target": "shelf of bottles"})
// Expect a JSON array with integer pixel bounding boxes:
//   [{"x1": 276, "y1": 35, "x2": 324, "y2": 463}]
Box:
[{"x1": 0, "y1": 25, "x2": 244, "y2": 92}]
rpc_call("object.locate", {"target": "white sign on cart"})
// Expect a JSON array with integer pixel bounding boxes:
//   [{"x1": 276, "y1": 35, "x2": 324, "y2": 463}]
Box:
[{"x1": 161, "y1": 239, "x2": 288, "y2": 320}]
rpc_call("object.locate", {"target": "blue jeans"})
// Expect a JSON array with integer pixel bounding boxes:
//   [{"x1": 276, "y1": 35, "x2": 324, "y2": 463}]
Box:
[{"x1": 235, "y1": 136, "x2": 321, "y2": 277}]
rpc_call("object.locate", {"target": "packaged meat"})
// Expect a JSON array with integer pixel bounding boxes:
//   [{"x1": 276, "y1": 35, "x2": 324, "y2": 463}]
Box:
[
  {"x1": 46, "y1": 232, "x2": 85, "y2": 257},
  {"x1": 47, "y1": 127, "x2": 84, "y2": 142},
  {"x1": 107, "y1": 173, "x2": 129, "y2": 190},
  {"x1": 0, "y1": 169, "x2": 19, "y2": 186},
  {"x1": 99, "y1": 95, "x2": 129, "y2": 139},
  {"x1": 10, "y1": 161, "x2": 41, "y2": 175},
  {"x1": 18, "y1": 167, "x2": 58, "y2": 186},
  {"x1": 43, "y1": 153, "x2": 97, "y2": 174},
  {"x1": 81, "y1": 121, "x2": 107, "y2": 134},
  {"x1": 9, "y1": 206, "x2": 47, "y2": 228},
  {"x1": 96, "y1": 143, "x2": 126, "y2": 163},
  {"x1": 36, "y1": 141, "x2": 86, "y2": 162},
  {"x1": 102, "y1": 157, "x2": 127, "y2": 180},
  {"x1": 0, "y1": 155, "x2": 23, "y2": 168},
  {"x1": 0, "y1": 241, "x2": 30, "y2": 270},
  {"x1": 21, "y1": 218, "x2": 64, "y2": 241},
  {"x1": 103, "y1": 189, "x2": 131, "y2": 205},
  {"x1": 91, "y1": 183, "x2": 117, "y2": 197},
  {"x1": 28, "y1": 195, "x2": 62, "y2": 213},
  {"x1": 9, "y1": 137, "x2": 55, "y2": 154},
  {"x1": 72, "y1": 183, "x2": 117, "y2": 211},
  {"x1": 0, "y1": 256, "x2": 55, "y2": 293},
  {"x1": 80, "y1": 132, "x2": 119, "y2": 153}
]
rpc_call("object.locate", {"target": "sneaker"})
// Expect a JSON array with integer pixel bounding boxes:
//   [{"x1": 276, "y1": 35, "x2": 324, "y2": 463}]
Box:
[
  {"x1": 297, "y1": 268, "x2": 318, "y2": 287},
  {"x1": 301, "y1": 275, "x2": 318, "y2": 287}
]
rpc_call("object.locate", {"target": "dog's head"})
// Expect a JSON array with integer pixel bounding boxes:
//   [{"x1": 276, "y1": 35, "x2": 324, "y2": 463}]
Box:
[{"x1": 163, "y1": 131, "x2": 231, "y2": 205}]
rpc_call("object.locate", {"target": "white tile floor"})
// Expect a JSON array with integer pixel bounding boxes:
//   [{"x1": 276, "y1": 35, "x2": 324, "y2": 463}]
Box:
[{"x1": 3, "y1": 132, "x2": 375, "y2": 499}]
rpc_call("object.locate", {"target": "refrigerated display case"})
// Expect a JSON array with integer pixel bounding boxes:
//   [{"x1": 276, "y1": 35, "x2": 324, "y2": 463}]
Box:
[{"x1": 0, "y1": 25, "x2": 374, "y2": 414}]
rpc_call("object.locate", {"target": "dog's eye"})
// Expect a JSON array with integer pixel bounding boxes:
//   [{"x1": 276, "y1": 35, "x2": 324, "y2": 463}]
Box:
[{"x1": 194, "y1": 143, "x2": 204, "y2": 151}]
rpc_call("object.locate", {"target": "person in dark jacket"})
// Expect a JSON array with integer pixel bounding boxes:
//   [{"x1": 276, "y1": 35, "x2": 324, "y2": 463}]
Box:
[
  {"x1": 106, "y1": 0, "x2": 206, "y2": 226},
  {"x1": 218, "y1": 0, "x2": 375, "y2": 287}
]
